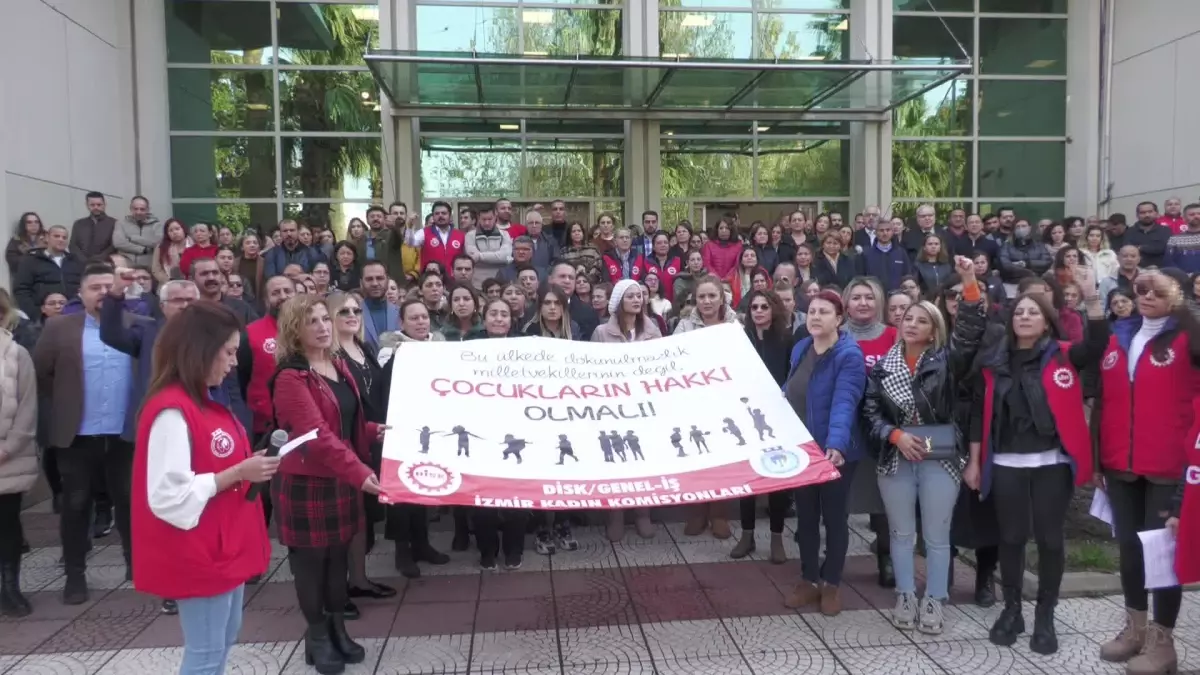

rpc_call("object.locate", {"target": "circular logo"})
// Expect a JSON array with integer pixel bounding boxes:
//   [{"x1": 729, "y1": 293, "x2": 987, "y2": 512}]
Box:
[
  {"x1": 1151, "y1": 348, "x2": 1176, "y2": 367},
  {"x1": 752, "y1": 446, "x2": 809, "y2": 479},
  {"x1": 451, "y1": 239, "x2": 462, "y2": 250},
  {"x1": 400, "y1": 461, "x2": 462, "y2": 497},
  {"x1": 1102, "y1": 351, "x2": 1118, "y2": 371},
  {"x1": 431, "y1": 238, "x2": 440, "y2": 247},
  {"x1": 262, "y1": 337, "x2": 276, "y2": 355},
  {"x1": 1052, "y1": 367, "x2": 1075, "y2": 389},
  {"x1": 666, "y1": 265, "x2": 677, "y2": 275},
  {"x1": 210, "y1": 429, "x2": 235, "y2": 458}
]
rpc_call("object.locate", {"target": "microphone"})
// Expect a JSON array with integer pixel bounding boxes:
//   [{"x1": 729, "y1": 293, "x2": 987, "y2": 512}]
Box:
[{"x1": 246, "y1": 429, "x2": 288, "y2": 501}]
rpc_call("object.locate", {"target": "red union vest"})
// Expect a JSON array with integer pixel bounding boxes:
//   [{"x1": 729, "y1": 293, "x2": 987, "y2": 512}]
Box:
[
  {"x1": 420, "y1": 226, "x2": 466, "y2": 272},
  {"x1": 1176, "y1": 398, "x2": 1200, "y2": 584},
  {"x1": 603, "y1": 251, "x2": 645, "y2": 282},
  {"x1": 646, "y1": 256, "x2": 682, "y2": 301},
  {"x1": 245, "y1": 315, "x2": 279, "y2": 434},
  {"x1": 979, "y1": 341, "x2": 1092, "y2": 498},
  {"x1": 1098, "y1": 330, "x2": 1196, "y2": 479},
  {"x1": 132, "y1": 384, "x2": 269, "y2": 599}
]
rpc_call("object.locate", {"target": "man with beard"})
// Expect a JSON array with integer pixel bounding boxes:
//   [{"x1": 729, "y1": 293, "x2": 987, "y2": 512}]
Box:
[
  {"x1": 191, "y1": 258, "x2": 257, "y2": 325},
  {"x1": 264, "y1": 219, "x2": 323, "y2": 277},
  {"x1": 237, "y1": 276, "x2": 295, "y2": 444},
  {"x1": 112, "y1": 196, "x2": 161, "y2": 267},
  {"x1": 548, "y1": 260, "x2": 598, "y2": 337},
  {"x1": 548, "y1": 200, "x2": 569, "y2": 246}
]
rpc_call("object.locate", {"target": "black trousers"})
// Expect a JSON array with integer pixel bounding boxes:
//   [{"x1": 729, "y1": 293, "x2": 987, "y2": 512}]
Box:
[
  {"x1": 288, "y1": 544, "x2": 350, "y2": 625},
  {"x1": 992, "y1": 463, "x2": 1073, "y2": 601},
  {"x1": 385, "y1": 503, "x2": 432, "y2": 548},
  {"x1": 57, "y1": 436, "x2": 133, "y2": 573},
  {"x1": 1106, "y1": 475, "x2": 1182, "y2": 628},
  {"x1": 0, "y1": 493, "x2": 23, "y2": 566},
  {"x1": 473, "y1": 509, "x2": 527, "y2": 557},
  {"x1": 794, "y1": 461, "x2": 858, "y2": 586},
  {"x1": 738, "y1": 491, "x2": 791, "y2": 533},
  {"x1": 43, "y1": 447, "x2": 62, "y2": 496}
]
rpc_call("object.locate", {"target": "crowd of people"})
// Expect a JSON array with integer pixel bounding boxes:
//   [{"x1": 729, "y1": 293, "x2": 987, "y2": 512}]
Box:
[{"x1": 0, "y1": 192, "x2": 1198, "y2": 675}]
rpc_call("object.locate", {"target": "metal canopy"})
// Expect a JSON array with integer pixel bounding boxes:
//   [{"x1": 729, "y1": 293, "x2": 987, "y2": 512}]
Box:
[{"x1": 364, "y1": 51, "x2": 970, "y2": 122}]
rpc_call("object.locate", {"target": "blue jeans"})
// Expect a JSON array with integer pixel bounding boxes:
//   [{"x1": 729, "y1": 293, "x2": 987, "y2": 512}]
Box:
[
  {"x1": 877, "y1": 458, "x2": 959, "y2": 600},
  {"x1": 177, "y1": 585, "x2": 245, "y2": 675}
]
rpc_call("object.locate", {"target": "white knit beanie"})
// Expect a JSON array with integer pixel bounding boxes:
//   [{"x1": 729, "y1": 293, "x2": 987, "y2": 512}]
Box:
[{"x1": 609, "y1": 278, "x2": 638, "y2": 316}]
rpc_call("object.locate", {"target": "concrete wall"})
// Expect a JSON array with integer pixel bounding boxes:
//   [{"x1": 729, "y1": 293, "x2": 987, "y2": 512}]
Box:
[
  {"x1": 1107, "y1": 0, "x2": 1200, "y2": 216},
  {"x1": 1, "y1": 0, "x2": 137, "y2": 286}
]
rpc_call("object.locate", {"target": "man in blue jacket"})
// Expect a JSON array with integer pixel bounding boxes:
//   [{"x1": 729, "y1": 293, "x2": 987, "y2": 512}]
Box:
[
  {"x1": 857, "y1": 220, "x2": 911, "y2": 291},
  {"x1": 264, "y1": 219, "x2": 324, "y2": 277}
]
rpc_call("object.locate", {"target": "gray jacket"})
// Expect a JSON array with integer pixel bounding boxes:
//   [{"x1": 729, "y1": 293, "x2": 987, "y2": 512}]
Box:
[
  {"x1": 465, "y1": 227, "x2": 512, "y2": 289},
  {"x1": 112, "y1": 214, "x2": 163, "y2": 267}
]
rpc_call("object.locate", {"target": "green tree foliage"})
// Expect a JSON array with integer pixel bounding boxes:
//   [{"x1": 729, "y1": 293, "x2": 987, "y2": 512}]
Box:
[{"x1": 891, "y1": 82, "x2": 972, "y2": 201}]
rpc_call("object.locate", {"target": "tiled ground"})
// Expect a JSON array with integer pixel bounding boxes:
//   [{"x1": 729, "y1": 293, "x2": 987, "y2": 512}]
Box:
[{"x1": 5, "y1": 501, "x2": 1200, "y2": 674}]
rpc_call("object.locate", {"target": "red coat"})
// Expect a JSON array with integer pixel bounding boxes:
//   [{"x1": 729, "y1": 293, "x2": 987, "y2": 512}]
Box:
[
  {"x1": 179, "y1": 244, "x2": 219, "y2": 278},
  {"x1": 702, "y1": 240, "x2": 743, "y2": 280},
  {"x1": 245, "y1": 316, "x2": 278, "y2": 434},
  {"x1": 602, "y1": 251, "x2": 647, "y2": 282},
  {"x1": 272, "y1": 357, "x2": 376, "y2": 488},
  {"x1": 1176, "y1": 397, "x2": 1200, "y2": 584},
  {"x1": 132, "y1": 384, "x2": 269, "y2": 599},
  {"x1": 420, "y1": 226, "x2": 466, "y2": 272},
  {"x1": 979, "y1": 342, "x2": 1093, "y2": 498},
  {"x1": 645, "y1": 255, "x2": 682, "y2": 301},
  {"x1": 1098, "y1": 329, "x2": 1196, "y2": 479}
]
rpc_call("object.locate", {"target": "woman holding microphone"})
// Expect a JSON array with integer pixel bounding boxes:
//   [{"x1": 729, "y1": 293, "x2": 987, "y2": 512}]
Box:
[{"x1": 131, "y1": 302, "x2": 277, "y2": 675}]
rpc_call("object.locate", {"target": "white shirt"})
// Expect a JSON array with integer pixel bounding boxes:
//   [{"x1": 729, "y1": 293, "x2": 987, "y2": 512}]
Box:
[
  {"x1": 1128, "y1": 316, "x2": 1168, "y2": 380},
  {"x1": 145, "y1": 409, "x2": 218, "y2": 530}
]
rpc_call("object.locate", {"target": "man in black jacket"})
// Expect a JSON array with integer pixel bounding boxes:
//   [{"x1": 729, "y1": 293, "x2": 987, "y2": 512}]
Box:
[
  {"x1": 1124, "y1": 201, "x2": 1171, "y2": 268},
  {"x1": 901, "y1": 204, "x2": 947, "y2": 261},
  {"x1": 14, "y1": 225, "x2": 83, "y2": 317},
  {"x1": 548, "y1": 260, "x2": 598, "y2": 338}
]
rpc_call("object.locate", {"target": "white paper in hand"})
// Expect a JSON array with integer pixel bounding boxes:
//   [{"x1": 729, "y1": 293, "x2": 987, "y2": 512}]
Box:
[
  {"x1": 1089, "y1": 489, "x2": 1116, "y2": 536},
  {"x1": 278, "y1": 428, "x2": 319, "y2": 458},
  {"x1": 1136, "y1": 528, "x2": 1179, "y2": 590}
]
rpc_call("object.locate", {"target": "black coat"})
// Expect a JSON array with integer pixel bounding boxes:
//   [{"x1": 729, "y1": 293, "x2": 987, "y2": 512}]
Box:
[
  {"x1": 812, "y1": 254, "x2": 857, "y2": 290},
  {"x1": 913, "y1": 261, "x2": 953, "y2": 295},
  {"x1": 745, "y1": 324, "x2": 793, "y2": 387},
  {"x1": 14, "y1": 248, "x2": 84, "y2": 318}
]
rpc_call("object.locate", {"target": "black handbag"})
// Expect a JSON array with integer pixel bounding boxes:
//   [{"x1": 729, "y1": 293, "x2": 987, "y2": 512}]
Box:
[{"x1": 899, "y1": 424, "x2": 959, "y2": 461}]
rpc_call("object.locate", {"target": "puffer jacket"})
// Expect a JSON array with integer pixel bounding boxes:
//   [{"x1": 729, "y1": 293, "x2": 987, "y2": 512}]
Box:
[
  {"x1": 465, "y1": 227, "x2": 512, "y2": 288},
  {"x1": 441, "y1": 321, "x2": 486, "y2": 342},
  {"x1": 591, "y1": 314, "x2": 663, "y2": 342},
  {"x1": 0, "y1": 330, "x2": 38, "y2": 495},
  {"x1": 701, "y1": 240, "x2": 743, "y2": 279},
  {"x1": 785, "y1": 330, "x2": 867, "y2": 461},
  {"x1": 861, "y1": 298, "x2": 986, "y2": 465},
  {"x1": 13, "y1": 248, "x2": 84, "y2": 318},
  {"x1": 377, "y1": 329, "x2": 445, "y2": 366},
  {"x1": 672, "y1": 306, "x2": 741, "y2": 333},
  {"x1": 113, "y1": 214, "x2": 163, "y2": 267},
  {"x1": 997, "y1": 236, "x2": 1052, "y2": 284}
]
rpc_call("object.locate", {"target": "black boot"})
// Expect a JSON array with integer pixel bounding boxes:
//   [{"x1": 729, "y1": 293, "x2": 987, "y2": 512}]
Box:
[
  {"x1": 451, "y1": 508, "x2": 470, "y2": 551},
  {"x1": 327, "y1": 613, "x2": 366, "y2": 664},
  {"x1": 62, "y1": 570, "x2": 89, "y2": 606},
  {"x1": 413, "y1": 542, "x2": 450, "y2": 565},
  {"x1": 304, "y1": 621, "x2": 345, "y2": 674},
  {"x1": 394, "y1": 545, "x2": 420, "y2": 579},
  {"x1": 988, "y1": 587, "x2": 1025, "y2": 647},
  {"x1": 876, "y1": 554, "x2": 895, "y2": 589},
  {"x1": 974, "y1": 565, "x2": 996, "y2": 608},
  {"x1": 0, "y1": 562, "x2": 32, "y2": 618},
  {"x1": 1029, "y1": 599, "x2": 1058, "y2": 655}
]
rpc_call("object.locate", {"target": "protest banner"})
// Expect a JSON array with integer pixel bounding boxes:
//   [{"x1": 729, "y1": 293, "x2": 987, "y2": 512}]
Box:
[{"x1": 379, "y1": 323, "x2": 840, "y2": 509}]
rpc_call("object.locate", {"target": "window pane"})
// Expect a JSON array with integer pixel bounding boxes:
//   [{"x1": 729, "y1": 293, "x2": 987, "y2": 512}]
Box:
[
  {"x1": 758, "y1": 140, "x2": 849, "y2": 197},
  {"x1": 979, "y1": 0, "x2": 1067, "y2": 13},
  {"x1": 166, "y1": 0, "x2": 271, "y2": 65},
  {"x1": 279, "y1": 71, "x2": 382, "y2": 133},
  {"x1": 893, "y1": 16, "x2": 973, "y2": 66},
  {"x1": 169, "y1": 69, "x2": 274, "y2": 132},
  {"x1": 977, "y1": 141, "x2": 1065, "y2": 198},
  {"x1": 416, "y1": 6, "x2": 520, "y2": 53},
  {"x1": 893, "y1": 79, "x2": 972, "y2": 136},
  {"x1": 978, "y1": 80, "x2": 1065, "y2": 136},
  {"x1": 172, "y1": 202, "x2": 275, "y2": 234},
  {"x1": 661, "y1": 202, "x2": 695, "y2": 229},
  {"x1": 281, "y1": 137, "x2": 382, "y2": 201},
  {"x1": 284, "y1": 202, "x2": 375, "y2": 235},
  {"x1": 524, "y1": 141, "x2": 624, "y2": 198},
  {"x1": 421, "y1": 138, "x2": 522, "y2": 198},
  {"x1": 661, "y1": 139, "x2": 753, "y2": 199},
  {"x1": 276, "y1": 4, "x2": 378, "y2": 68},
  {"x1": 523, "y1": 9, "x2": 624, "y2": 56},
  {"x1": 171, "y1": 136, "x2": 277, "y2": 199},
  {"x1": 892, "y1": 141, "x2": 972, "y2": 198},
  {"x1": 894, "y1": 0, "x2": 974, "y2": 11},
  {"x1": 977, "y1": 202, "x2": 1064, "y2": 223},
  {"x1": 979, "y1": 18, "x2": 1066, "y2": 75},
  {"x1": 755, "y1": 13, "x2": 849, "y2": 60},
  {"x1": 660, "y1": 12, "x2": 753, "y2": 59},
  {"x1": 892, "y1": 202, "x2": 970, "y2": 223}
]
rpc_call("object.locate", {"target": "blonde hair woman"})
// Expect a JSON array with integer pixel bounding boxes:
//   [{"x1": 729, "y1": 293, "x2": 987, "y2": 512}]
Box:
[{"x1": 0, "y1": 290, "x2": 38, "y2": 617}]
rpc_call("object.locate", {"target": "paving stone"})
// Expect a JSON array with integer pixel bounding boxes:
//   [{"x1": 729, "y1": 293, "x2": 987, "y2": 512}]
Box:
[
  {"x1": 831, "y1": 644, "x2": 944, "y2": 674},
  {"x1": 555, "y1": 589, "x2": 637, "y2": 629},
  {"x1": 652, "y1": 654, "x2": 753, "y2": 674},
  {"x1": 613, "y1": 542, "x2": 686, "y2": 568},
  {"x1": 391, "y1": 601, "x2": 475, "y2": 637},
  {"x1": 5, "y1": 650, "x2": 117, "y2": 675},
  {"x1": 474, "y1": 598, "x2": 556, "y2": 632},
  {"x1": 919, "y1": 639, "x2": 1045, "y2": 674},
  {"x1": 281, "y1": 637, "x2": 384, "y2": 673},
  {"x1": 741, "y1": 649, "x2": 848, "y2": 674},
  {"x1": 621, "y1": 565, "x2": 698, "y2": 595},
  {"x1": 549, "y1": 662, "x2": 656, "y2": 674},
  {"x1": 401, "y1": 574, "x2": 480, "y2": 604},
  {"x1": 40, "y1": 566, "x2": 128, "y2": 592},
  {"x1": 722, "y1": 614, "x2": 828, "y2": 653},
  {"x1": 374, "y1": 634, "x2": 470, "y2": 674},
  {"x1": 641, "y1": 618, "x2": 738, "y2": 660},
  {"x1": 1053, "y1": 597, "x2": 1132, "y2": 634},
  {"x1": 1003, "y1": 633, "x2": 1125, "y2": 674},
  {"x1": 902, "y1": 604, "x2": 994, "y2": 643},
  {"x1": 630, "y1": 590, "x2": 716, "y2": 624},
  {"x1": 469, "y1": 629, "x2": 559, "y2": 672},
  {"x1": 559, "y1": 624, "x2": 651, "y2": 666},
  {"x1": 801, "y1": 608, "x2": 911, "y2": 648},
  {"x1": 97, "y1": 642, "x2": 296, "y2": 675},
  {"x1": 955, "y1": 596, "x2": 1077, "y2": 636},
  {"x1": 0, "y1": 619, "x2": 69, "y2": 655},
  {"x1": 478, "y1": 570, "x2": 552, "y2": 601}
]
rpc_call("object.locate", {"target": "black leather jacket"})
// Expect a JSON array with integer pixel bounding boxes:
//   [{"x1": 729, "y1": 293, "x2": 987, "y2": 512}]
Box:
[{"x1": 861, "y1": 298, "x2": 987, "y2": 463}]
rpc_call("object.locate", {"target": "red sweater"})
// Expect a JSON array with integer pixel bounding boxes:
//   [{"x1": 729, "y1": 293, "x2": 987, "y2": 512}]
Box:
[
  {"x1": 132, "y1": 384, "x2": 269, "y2": 599},
  {"x1": 856, "y1": 326, "x2": 898, "y2": 370},
  {"x1": 179, "y1": 244, "x2": 218, "y2": 278}
]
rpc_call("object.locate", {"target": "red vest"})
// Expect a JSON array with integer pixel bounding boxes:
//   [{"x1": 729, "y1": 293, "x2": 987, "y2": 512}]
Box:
[
  {"x1": 603, "y1": 251, "x2": 646, "y2": 282},
  {"x1": 420, "y1": 226, "x2": 466, "y2": 272},
  {"x1": 132, "y1": 384, "x2": 269, "y2": 599},
  {"x1": 857, "y1": 327, "x2": 897, "y2": 371},
  {"x1": 1176, "y1": 397, "x2": 1200, "y2": 584},
  {"x1": 245, "y1": 316, "x2": 279, "y2": 434},
  {"x1": 1098, "y1": 331, "x2": 1196, "y2": 479},
  {"x1": 646, "y1": 256, "x2": 682, "y2": 301},
  {"x1": 979, "y1": 342, "x2": 1093, "y2": 497}
]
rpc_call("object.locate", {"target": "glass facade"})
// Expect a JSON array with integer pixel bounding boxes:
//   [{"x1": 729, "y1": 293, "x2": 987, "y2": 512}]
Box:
[{"x1": 891, "y1": 0, "x2": 1067, "y2": 219}]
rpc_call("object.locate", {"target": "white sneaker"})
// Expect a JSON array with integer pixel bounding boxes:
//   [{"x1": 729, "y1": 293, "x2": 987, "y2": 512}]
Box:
[
  {"x1": 918, "y1": 596, "x2": 945, "y2": 635},
  {"x1": 890, "y1": 592, "x2": 917, "y2": 630}
]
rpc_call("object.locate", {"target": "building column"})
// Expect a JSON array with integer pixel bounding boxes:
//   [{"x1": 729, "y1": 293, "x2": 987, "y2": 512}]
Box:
[
  {"x1": 132, "y1": 0, "x2": 172, "y2": 209},
  {"x1": 624, "y1": 0, "x2": 659, "y2": 226},
  {"x1": 1065, "y1": 0, "x2": 1102, "y2": 217},
  {"x1": 382, "y1": 0, "x2": 419, "y2": 208},
  {"x1": 848, "y1": 0, "x2": 891, "y2": 216}
]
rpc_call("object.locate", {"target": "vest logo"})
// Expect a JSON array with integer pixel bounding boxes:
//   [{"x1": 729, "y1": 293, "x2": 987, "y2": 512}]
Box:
[
  {"x1": 865, "y1": 354, "x2": 881, "y2": 367},
  {"x1": 1102, "y1": 351, "x2": 1118, "y2": 370},
  {"x1": 1187, "y1": 465, "x2": 1200, "y2": 484},
  {"x1": 1151, "y1": 348, "x2": 1176, "y2": 367},
  {"x1": 667, "y1": 265, "x2": 678, "y2": 275},
  {"x1": 211, "y1": 429, "x2": 235, "y2": 458},
  {"x1": 451, "y1": 239, "x2": 462, "y2": 249},
  {"x1": 1052, "y1": 367, "x2": 1075, "y2": 389},
  {"x1": 430, "y1": 238, "x2": 440, "y2": 247},
  {"x1": 262, "y1": 337, "x2": 276, "y2": 355}
]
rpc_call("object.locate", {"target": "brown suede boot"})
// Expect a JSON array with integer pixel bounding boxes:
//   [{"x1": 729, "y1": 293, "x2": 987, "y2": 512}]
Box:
[
  {"x1": 769, "y1": 533, "x2": 786, "y2": 564},
  {"x1": 683, "y1": 505, "x2": 708, "y2": 536},
  {"x1": 784, "y1": 582, "x2": 821, "y2": 609},
  {"x1": 730, "y1": 530, "x2": 755, "y2": 559},
  {"x1": 819, "y1": 584, "x2": 842, "y2": 616},
  {"x1": 1125, "y1": 622, "x2": 1177, "y2": 675},
  {"x1": 1099, "y1": 608, "x2": 1147, "y2": 663},
  {"x1": 710, "y1": 517, "x2": 732, "y2": 540}
]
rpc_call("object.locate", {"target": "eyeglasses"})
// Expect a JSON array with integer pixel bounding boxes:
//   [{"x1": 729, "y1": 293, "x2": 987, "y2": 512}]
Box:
[
  {"x1": 750, "y1": 303, "x2": 771, "y2": 311},
  {"x1": 229, "y1": 281, "x2": 243, "y2": 288},
  {"x1": 1134, "y1": 284, "x2": 1162, "y2": 299},
  {"x1": 338, "y1": 307, "x2": 364, "y2": 317}
]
